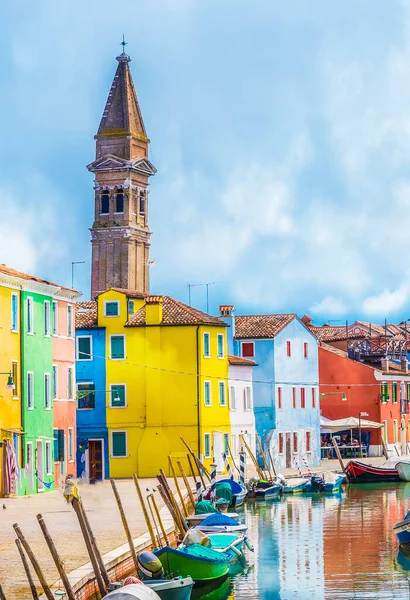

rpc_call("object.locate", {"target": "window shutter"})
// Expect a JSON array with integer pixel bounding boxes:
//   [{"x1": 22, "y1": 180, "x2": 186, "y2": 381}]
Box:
[
  {"x1": 78, "y1": 337, "x2": 91, "y2": 359},
  {"x1": 58, "y1": 429, "x2": 65, "y2": 461},
  {"x1": 111, "y1": 385, "x2": 125, "y2": 407},
  {"x1": 111, "y1": 336, "x2": 124, "y2": 359},
  {"x1": 230, "y1": 386, "x2": 236, "y2": 410},
  {"x1": 112, "y1": 432, "x2": 126, "y2": 457}
]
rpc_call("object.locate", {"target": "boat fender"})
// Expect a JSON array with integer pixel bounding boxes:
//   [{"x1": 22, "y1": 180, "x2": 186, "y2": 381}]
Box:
[{"x1": 244, "y1": 537, "x2": 254, "y2": 552}]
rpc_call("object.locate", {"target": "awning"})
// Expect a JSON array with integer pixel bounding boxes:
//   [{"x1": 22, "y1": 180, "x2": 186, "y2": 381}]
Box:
[{"x1": 321, "y1": 416, "x2": 382, "y2": 432}]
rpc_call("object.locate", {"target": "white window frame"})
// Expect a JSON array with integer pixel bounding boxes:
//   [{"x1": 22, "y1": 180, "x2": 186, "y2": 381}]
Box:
[
  {"x1": 204, "y1": 433, "x2": 211, "y2": 458},
  {"x1": 52, "y1": 365, "x2": 58, "y2": 400},
  {"x1": 27, "y1": 371, "x2": 34, "y2": 410},
  {"x1": 109, "y1": 383, "x2": 127, "y2": 408},
  {"x1": 110, "y1": 430, "x2": 128, "y2": 458},
  {"x1": 52, "y1": 300, "x2": 58, "y2": 335},
  {"x1": 244, "y1": 386, "x2": 252, "y2": 410},
  {"x1": 67, "y1": 367, "x2": 73, "y2": 400},
  {"x1": 104, "y1": 300, "x2": 120, "y2": 317},
  {"x1": 67, "y1": 304, "x2": 73, "y2": 337},
  {"x1": 44, "y1": 301, "x2": 50, "y2": 337},
  {"x1": 203, "y1": 332, "x2": 211, "y2": 358},
  {"x1": 109, "y1": 334, "x2": 126, "y2": 360},
  {"x1": 68, "y1": 427, "x2": 74, "y2": 462},
  {"x1": 217, "y1": 333, "x2": 225, "y2": 359},
  {"x1": 241, "y1": 341, "x2": 255, "y2": 358},
  {"x1": 204, "y1": 380, "x2": 212, "y2": 406},
  {"x1": 45, "y1": 440, "x2": 52, "y2": 475},
  {"x1": 27, "y1": 297, "x2": 34, "y2": 334},
  {"x1": 44, "y1": 373, "x2": 51, "y2": 409},
  {"x1": 76, "y1": 335, "x2": 93, "y2": 361},
  {"x1": 229, "y1": 386, "x2": 236, "y2": 411},
  {"x1": 218, "y1": 381, "x2": 226, "y2": 406},
  {"x1": 11, "y1": 292, "x2": 19, "y2": 333}
]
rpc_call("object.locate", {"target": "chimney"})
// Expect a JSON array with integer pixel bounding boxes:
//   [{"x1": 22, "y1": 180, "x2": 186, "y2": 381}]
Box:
[
  {"x1": 145, "y1": 295, "x2": 163, "y2": 325},
  {"x1": 381, "y1": 357, "x2": 389, "y2": 372},
  {"x1": 401, "y1": 357, "x2": 409, "y2": 374},
  {"x1": 301, "y1": 314, "x2": 313, "y2": 326},
  {"x1": 219, "y1": 304, "x2": 235, "y2": 355},
  {"x1": 219, "y1": 304, "x2": 234, "y2": 317}
]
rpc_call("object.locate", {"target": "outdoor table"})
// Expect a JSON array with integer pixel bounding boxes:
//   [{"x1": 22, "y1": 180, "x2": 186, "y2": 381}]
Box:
[{"x1": 321, "y1": 445, "x2": 367, "y2": 459}]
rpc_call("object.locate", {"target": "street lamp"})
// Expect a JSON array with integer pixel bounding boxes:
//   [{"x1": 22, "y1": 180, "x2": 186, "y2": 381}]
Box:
[
  {"x1": 1, "y1": 372, "x2": 14, "y2": 390},
  {"x1": 359, "y1": 411, "x2": 369, "y2": 458},
  {"x1": 319, "y1": 391, "x2": 347, "y2": 401}
]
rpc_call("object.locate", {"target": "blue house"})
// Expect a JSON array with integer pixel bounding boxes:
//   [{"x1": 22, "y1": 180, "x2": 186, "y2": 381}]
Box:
[
  {"x1": 75, "y1": 302, "x2": 109, "y2": 481},
  {"x1": 219, "y1": 306, "x2": 320, "y2": 469}
]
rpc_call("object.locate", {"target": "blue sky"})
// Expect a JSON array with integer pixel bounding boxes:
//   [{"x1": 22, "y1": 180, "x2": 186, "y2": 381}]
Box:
[{"x1": 1, "y1": 1, "x2": 410, "y2": 323}]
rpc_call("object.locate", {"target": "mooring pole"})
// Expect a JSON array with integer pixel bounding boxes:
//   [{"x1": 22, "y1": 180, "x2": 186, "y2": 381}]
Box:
[{"x1": 13, "y1": 524, "x2": 54, "y2": 600}]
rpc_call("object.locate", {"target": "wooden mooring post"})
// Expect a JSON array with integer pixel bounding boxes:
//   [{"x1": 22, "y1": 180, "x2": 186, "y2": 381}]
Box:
[
  {"x1": 133, "y1": 474, "x2": 157, "y2": 548},
  {"x1": 14, "y1": 538, "x2": 39, "y2": 599},
  {"x1": 13, "y1": 523, "x2": 54, "y2": 600},
  {"x1": 0, "y1": 584, "x2": 7, "y2": 600},
  {"x1": 168, "y1": 457, "x2": 188, "y2": 517},
  {"x1": 331, "y1": 437, "x2": 347, "y2": 477},
  {"x1": 110, "y1": 479, "x2": 139, "y2": 571},
  {"x1": 177, "y1": 460, "x2": 196, "y2": 508}
]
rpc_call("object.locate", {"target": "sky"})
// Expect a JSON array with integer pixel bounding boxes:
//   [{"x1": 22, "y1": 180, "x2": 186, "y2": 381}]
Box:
[{"x1": 1, "y1": 1, "x2": 410, "y2": 323}]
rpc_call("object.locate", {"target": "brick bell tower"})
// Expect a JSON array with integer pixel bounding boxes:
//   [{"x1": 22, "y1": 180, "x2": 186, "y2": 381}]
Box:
[{"x1": 87, "y1": 48, "x2": 156, "y2": 298}]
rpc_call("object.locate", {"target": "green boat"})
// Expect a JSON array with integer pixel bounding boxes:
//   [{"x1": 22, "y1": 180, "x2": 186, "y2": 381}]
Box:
[{"x1": 155, "y1": 544, "x2": 230, "y2": 583}]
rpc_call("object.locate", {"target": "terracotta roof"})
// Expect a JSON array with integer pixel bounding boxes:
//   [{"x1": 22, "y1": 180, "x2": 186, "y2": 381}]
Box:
[
  {"x1": 308, "y1": 325, "x2": 349, "y2": 342},
  {"x1": 228, "y1": 355, "x2": 256, "y2": 366},
  {"x1": 127, "y1": 296, "x2": 226, "y2": 327},
  {"x1": 98, "y1": 288, "x2": 145, "y2": 299},
  {"x1": 320, "y1": 342, "x2": 410, "y2": 376},
  {"x1": 234, "y1": 314, "x2": 296, "y2": 339},
  {"x1": 75, "y1": 301, "x2": 98, "y2": 329},
  {"x1": 0, "y1": 264, "x2": 78, "y2": 294}
]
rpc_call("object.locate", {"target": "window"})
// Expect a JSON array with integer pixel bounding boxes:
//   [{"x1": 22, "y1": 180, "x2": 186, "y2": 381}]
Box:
[
  {"x1": 11, "y1": 361, "x2": 18, "y2": 397},
  {"x1": 77, "y1": 336, "x2": 92, "y2": 360},
  {"x1": 11, "y1": 293, "x2": 18, "y2": 332},
  {"x1": 224, "y1": 433, "x2": 229, "y2": 454},
  {"x1": 101, "y1": 191, "x2": 110, "y2": 214},
  {"x1": 217, "y1": 334, "x2": 224, "y2": 358},
  {"x1": 45, "y1": 441, "x2": 52, "y2": 475},
  {"x1": 115, "y1": 188, "x2": 124, "y2": 213},
  {"x1": 110, "y1": 335, "x2": 125, "y2": 359},
  {"x1": 381, "y1": 381, "x2": 389, "y2": 403},
  {"x1": 231, "y1": 434, "x2": 237, "y2": 457},
  {"x1": 128, "y1": 300, "x2": 135, "y2": 315},
  {"x1": 304, "y1": 342, "x2": 308, "y2": 358},
  {"x1": 392, "y1": 382, "x2": 398, "y2": 403},
  {"x1": 312, "y1": 388, "x2": 316, "y2": 408},
  {"x1": 286, "y1": 341, "x2": 291, "y2": 357},
  {"x1": 67, "y1": 305, "x2": 73, "y2": 337},
  {"x1": 204, "y1": 433, "x2": 211, "y2": 458},
  {"x1": 244, "y1": 386, "x2": 252, "y2": 410},
  {"x1": 44, "y1": 374, "x2": 51, "y2": 409},
  {"x1": 52, "y1": 366, "x2": 57, "y2": 399},
  {"x1": 229, "y1": 386, "x2": 236, "y2": 410},
  {"x1": 393, "y1": 419, "x2": 399, "y2": 443},
  {"x1": 292, "y1": 387, "x2": 297, "y2": 408},
  {"x1": 27, "y1": 372, "x2": 34, "y2": 409},
  {"x1": 139, "y1": 191, "x2": 146, "y2": 215},
  {"x1": 218, "y1": 382, "x2": 226, "y2": 406},
  {"x1": 300, "y1": 387, "x2": 305, "y2": 409},
  {"x1": 54, "y1": 429, "x2": 65, "y2": 462},
  {"x1": 277, "y1": 387, "x2": 282, "y2": 409},
  {"x1": 77, "y1": 383, "x2": 95, "y2": 409},
  {"x1": 110, "y1": 384, "x2": 126, "y2": 408},
  {"x1": 293, "y1": 432, "x2": 298, "y2": 453},
  {"x1": 203, "y1": 333, "x2": 210, "y2": 358},
  {"x1": 52, "y1": 301, "x2": 57, "y2": 335},
  {"x1": 67, "y1": 367, "x2": 73, "y2": 399},
  {"x1": 68, "y1": 428, "x2": 74, "y2": 461},
  {"x1": 241, "y1": 342, "x2": 254, "y2": 358},
  {"x1": 105, "y1": 301, "x2": 119, "y2": 317},
  {"x1": 278, "y1": 433, "x2": 284, "y2": 454},
  {"x1": 204, "y1": 381, "x2": 211, "y2": 406},
  {"x1": 27, "y1": 297, "x2": 34, "y2": 334},
  {"x1": 44, "y1": 301, "x2": 50, "y2": 336},
  {"x1": 306, "y1": 431, "x2": 311, "y2": 452},
  {"x1": 111, "y1": 431, "x2": 127, "y2": 457},
  {"x1": 382, "y1": 420, "x2": 388, "y2": 442}
]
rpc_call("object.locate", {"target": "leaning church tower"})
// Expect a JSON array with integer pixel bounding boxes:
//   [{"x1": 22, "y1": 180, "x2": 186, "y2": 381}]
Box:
[{"x1": 87, "y1": 49, "x2": 156, "y2": 297}]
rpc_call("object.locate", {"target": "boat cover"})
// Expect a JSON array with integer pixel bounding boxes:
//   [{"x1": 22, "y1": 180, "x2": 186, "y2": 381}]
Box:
[
  {"x1": 215, "y1": 482, "x2": 233, "y2": 504},
  {"x1": 218, "y1": 479, "x2": 244, "y2": 494},
  {"x1": 105, "y1": 583, "x2": 160, "y2": 599},
  {"x1": 394, "y1": 511, "x2": 410, "y2": 530},
  {"x1": 195, "y1": 500, "x2": 216, "y2": 515},
  {"x1": 200, "y1": 513, "x2": 239, "y2": 527}
]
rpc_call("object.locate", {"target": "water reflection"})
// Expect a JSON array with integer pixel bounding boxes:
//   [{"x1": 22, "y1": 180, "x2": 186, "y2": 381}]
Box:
[{"x1": 202, "y1": 484, "x2": 410, "y2": 599}]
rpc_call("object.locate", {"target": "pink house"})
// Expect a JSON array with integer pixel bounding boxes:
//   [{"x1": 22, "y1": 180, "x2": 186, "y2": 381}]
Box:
[{"x1": 52, "y1": 296, "x2": 79, "y2": 487}]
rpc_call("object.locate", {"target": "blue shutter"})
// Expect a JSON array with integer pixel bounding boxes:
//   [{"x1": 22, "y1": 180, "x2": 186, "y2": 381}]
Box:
[
  {"x1": 111, "y1": 336, "x2": 124, "y2": 359},
  {"x1": 112, "y1": 432, "x2": 126, "y2": 457}
]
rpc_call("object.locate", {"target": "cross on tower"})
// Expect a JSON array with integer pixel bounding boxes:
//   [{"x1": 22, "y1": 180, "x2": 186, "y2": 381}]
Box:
[{"x1": 120, "y1": 35, "x2": 127, "y2": 53}]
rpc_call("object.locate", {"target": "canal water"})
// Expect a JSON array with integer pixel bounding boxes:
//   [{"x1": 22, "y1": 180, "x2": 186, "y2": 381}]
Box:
[{"x1": 194, "y1": 483, "x2": 410, "y2": 600}]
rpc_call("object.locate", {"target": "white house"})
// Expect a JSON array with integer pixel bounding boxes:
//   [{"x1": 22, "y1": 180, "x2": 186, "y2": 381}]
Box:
[{"x1": 228, "y1": 355, "x2": 257, "y2": 470}]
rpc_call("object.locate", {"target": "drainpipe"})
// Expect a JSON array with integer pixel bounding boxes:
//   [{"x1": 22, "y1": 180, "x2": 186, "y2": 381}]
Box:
[{"x1": 196, "y1": 326, "x2": 201, "y2": 459}]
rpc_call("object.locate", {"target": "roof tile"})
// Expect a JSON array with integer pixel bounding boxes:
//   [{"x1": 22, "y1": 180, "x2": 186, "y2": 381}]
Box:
[
  {"x1": 234, "y1": 314, "x2": 296, "y2": 339},
  {"x1": 228, "y1": 355, "x2": 256, "y2": 366},
  {"x1": 0, "y1": 264, "x2": 78, "y2": 294},
  {"x1": 127, "y1": 296, "x2": 226, "y2": 327},
  {"x1": 75, "y1": 301, "x2": 98, "y2": 329}
]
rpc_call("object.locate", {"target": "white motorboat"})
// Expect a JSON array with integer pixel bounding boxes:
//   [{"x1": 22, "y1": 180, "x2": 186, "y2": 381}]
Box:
[{"x1": 397, "y1": 461, "x2": 410, "y2": 481}]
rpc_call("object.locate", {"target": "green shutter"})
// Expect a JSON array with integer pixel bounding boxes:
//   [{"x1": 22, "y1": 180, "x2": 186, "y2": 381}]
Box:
[
  {"x1": 111, "y1": 385, "x2": 126, "y2": 407},
  {"x1": 57, "y1": 429, "x2": 65, "y2": 461},
  {"x1": 106, "y1": 302, "x2": 119, "y2": 316},
  {"x1": 407, "y1": 383, "x2": 410, "y2": 403},
  {"x1": 204, "y1": 382, "x2": 211, "y2": 405},
  {"x1": 53, "y1": 430, "x2": 58, "y2": 461},
  {"x1": 381, "y1": 382, "x2": 388, "y2": 403},
  {"x1": 224, "y1": 433, "x2": 229, "y2": 454},
  {"x1": 218, "y1": 335, "x2": 224, "y2": 357},
  {"x1": 219, "y1": 382, "x2": 225, "y2": 405},
  {"x1": 78, "y1": 337, "x2": 91, "y2": 359},
  {"x1": 204, "y1": 334, "x2": 210, "y2": 357},
  {"x1": 204, "y1": 434, "x2": 210, "y2": 457},
  {"x1": 111, "y1": 336, "x2": 124, "y2": 359},
  {"x1": 392, "y1": 382, "x2": 397, "y2": 403},
  {"x1": 112, "y1": 432, "x2": 126, "y2": 457}
]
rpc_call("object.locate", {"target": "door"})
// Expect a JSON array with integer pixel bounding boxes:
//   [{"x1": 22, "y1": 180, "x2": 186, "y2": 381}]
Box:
[
  {"x1": 36, "y1": 441, "x2": 44, "y2": 491},
  {"x1": 286, "y1": 433, "x2": 292, "y2": 468},
  {"x1": 213, "y1": 433, "x2": 224, "y2": 472},
  {"x1": 89, "y1": 440, "x2": 103, "y2": 483}
]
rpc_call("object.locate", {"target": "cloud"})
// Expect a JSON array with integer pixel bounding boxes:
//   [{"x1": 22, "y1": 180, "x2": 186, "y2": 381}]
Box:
[
  {"x1": 362, "y1": 285, "x2": 409, "y2": 317},
  {"x1": 310, "y1": 296, "x2": 347, "y2": 318}
]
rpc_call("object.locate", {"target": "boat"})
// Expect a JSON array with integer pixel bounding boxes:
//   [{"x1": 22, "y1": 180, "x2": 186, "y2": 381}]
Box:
[
  {"x1": 144, "y1": 578, "x2": 194, "y2": 600},
  {"x1": 155, "y1": 544, "x2": 230, "y2": 582},
  {"x1": 180, "y1": 532, "x2": 250, "y2": 575},
  {"x1": 216, "y1": 479, "x2": 247, "y2": 507},
  {"x1": 303, "y1": 473, "x2": 345, "y2": 493},
  {"x1": 397, "y1": 462, "x2": 410, "y2": 482},
  {"x1": 255, "y1": 483, "x2": 282, "y2": 499},
  {"x1": 195, "y1": 513, "x2": 247, "y2": 533},
  {"x1": 282, "y1": 477, "x2": 310, "y2": 494},
  {"x1": 186, "y1": 512, "x2": 238, "y2": 527},
  {"x1": 345, "y1": 460, "x2": 401, "y2": 483},
  {"x1": 105, "y1": 583, "x2": 161, "y2": 599},
  {"x1": 394, "y1": 511, "x2": 410, "y2": 550}
]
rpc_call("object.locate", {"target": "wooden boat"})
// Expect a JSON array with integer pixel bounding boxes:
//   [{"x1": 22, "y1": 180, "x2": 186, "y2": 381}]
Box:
[
  {"x1": 393, "y1": 511, "x2": 410, "y2": 550},
  {"x1": 216, "y1": 479, "x2": 247, "y2": 508},
  {"x1": 155, "y1": 544, "x2": 230, "y2": 582},
  {"x1": 282, "y1": 477, "x2": 310, "y2": 494},
  {"x1": 196, "y1": 513, "x2": 247, "y2": 533},
  {"x1": 303, "y1": 473, "x2": 345, "y2": 493},
  {"x1": 105, "y1": 583, "x2": 161, "y2": 599},
  {"x1": 186, "y1": 512, "x2": 238, "y2": 527},
  {"x1": 345, "y1": 460, "x2": 401, "y2": 483},
  {"x1": 397, "y1": 462, "x2": 410, "y2": 482},
  {"x1": 255, "y1": 483, "x2": 282, "y2": 499},
  {"x1": 144, "y1": 578, "x2": 194, "y2": 600}
]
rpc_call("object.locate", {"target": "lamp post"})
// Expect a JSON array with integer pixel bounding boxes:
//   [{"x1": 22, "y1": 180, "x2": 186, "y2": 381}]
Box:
[
  {"x1": 0, "y1": 372, "x2": 14, "y2": 390},
  {"x1": 359, "y1": 411, "x2": 369, "y2": 458}
]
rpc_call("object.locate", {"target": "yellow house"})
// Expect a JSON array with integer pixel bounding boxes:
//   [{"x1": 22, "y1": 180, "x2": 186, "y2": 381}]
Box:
[
  {"x1": 0, "y1": 281, "x2": 21, "y2": 496},
  {"x1": 96, "y1": 289, "x2": 231, "y2": 477}
]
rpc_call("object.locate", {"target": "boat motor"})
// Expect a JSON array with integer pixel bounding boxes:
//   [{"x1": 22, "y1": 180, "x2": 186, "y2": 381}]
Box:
[
  {"x1": 310, "y1": 475, "x2": 325, "y2": 492},
  {"x1": 137, "y1": 551, "x2": 164, "y2": 580}
]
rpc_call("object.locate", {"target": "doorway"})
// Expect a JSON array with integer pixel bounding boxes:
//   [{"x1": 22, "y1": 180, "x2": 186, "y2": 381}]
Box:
[
  {"x1": 285, "y1": 433, "x2": 292, "y2": 468},
  {"x1": 36, "y1": 441, "x2": 44, "y2": 491},
  {"x1": 89, "y1": 440, "x2": 103, "y2": 483},
  {"x1": 213, "y1": 433, "x2": 224, "y2": 472}
]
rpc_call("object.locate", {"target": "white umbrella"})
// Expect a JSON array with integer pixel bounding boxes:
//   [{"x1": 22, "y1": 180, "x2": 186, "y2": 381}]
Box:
[{"x1": 323, "y1": 416, "x2": 382, "y2": 431}]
